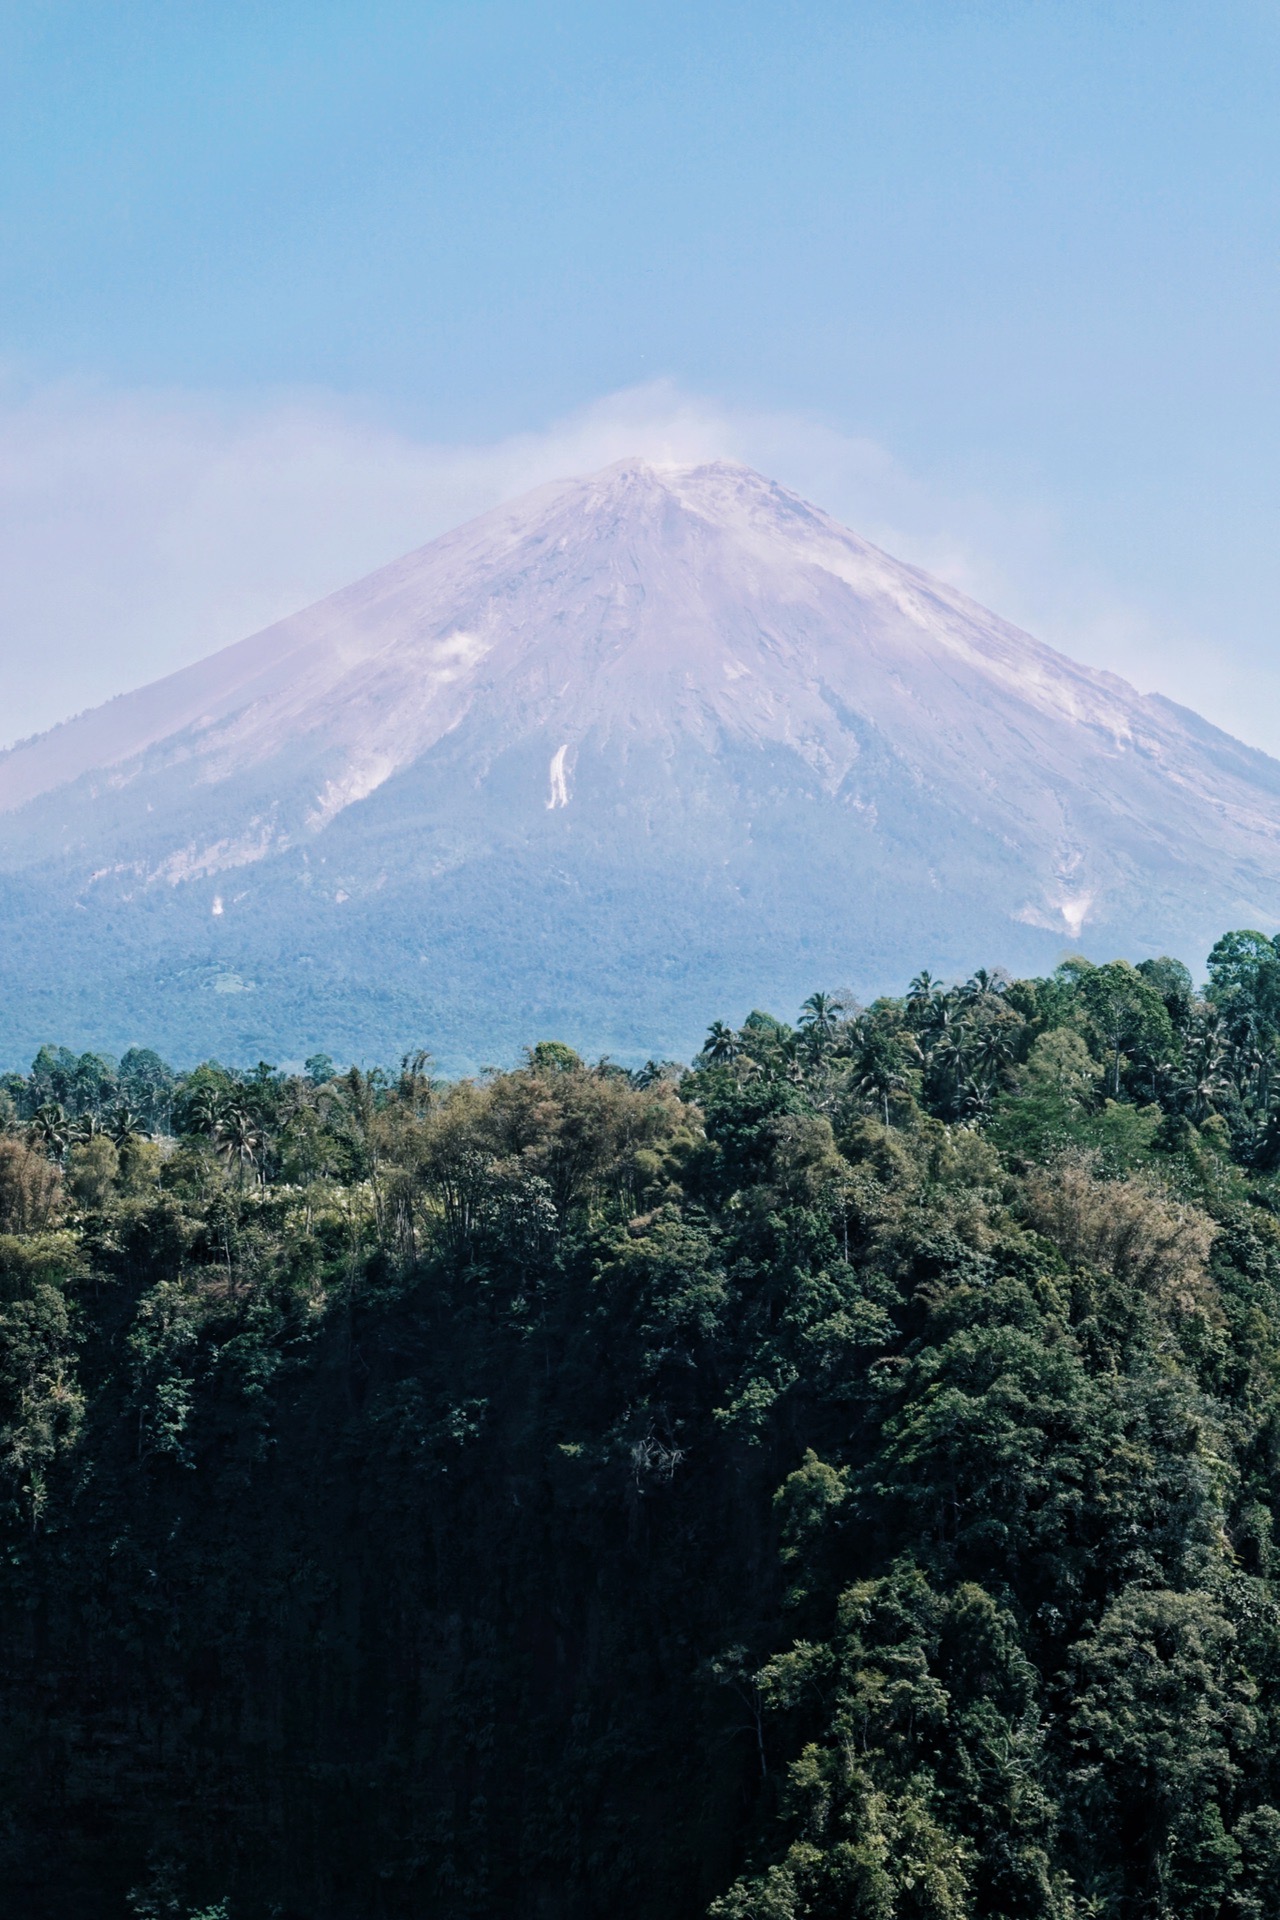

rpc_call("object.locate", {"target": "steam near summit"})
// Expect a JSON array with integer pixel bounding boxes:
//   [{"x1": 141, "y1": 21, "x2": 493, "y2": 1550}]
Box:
[{"x1": 2, "y1": 458, "x2": 1279, "y2": 1067}]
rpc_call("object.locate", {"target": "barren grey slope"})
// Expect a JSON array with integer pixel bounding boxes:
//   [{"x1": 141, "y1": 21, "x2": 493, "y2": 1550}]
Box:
[{"x1": 1, "y1": 458, "x2": 1277, "y2": 1068}]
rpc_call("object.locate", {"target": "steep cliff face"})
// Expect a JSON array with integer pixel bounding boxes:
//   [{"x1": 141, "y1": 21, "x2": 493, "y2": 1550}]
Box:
[{"x1": 2, "y1": 457, "x2": 1278, "y2": 1066}]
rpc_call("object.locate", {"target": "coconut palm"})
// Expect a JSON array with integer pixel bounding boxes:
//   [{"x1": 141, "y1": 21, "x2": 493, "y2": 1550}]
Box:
[
  {"x1": 396, "y1": 1049, "x2": 435, "y2": 1114},
  {"x1": 108, "y1": 1104, "x2": 147, "y2": 1149},
  {"x1": 318, "y1": 1067, "x2": 384, "y2": 1180},
  {"x1": 907, "y1": 970, "x2": 940, "y2": 1006},
  {"x1": 703, "y1": 1021, "x2": 741, "y2": 1066},
  {"x1": 214, "y1": 1106, "x2": 263, "y2": 1186},
  {"x1": 966, "y1": 1020, "x2": 1018, "y2": 1084},
  {"x1": 1220, "y1": 1005, "x2": 1275, "y2": 1113},
  {"x1": 774, "y1": 1031, "x2": 809, "y2": 1085},
  {"x1": 912, "y1": 987, "x2": 962, "y2": 1050},
  {"x1": 957, "y1": 1074, "x2": 998, "y2": 1122},
  {"x1": 799, "y1": 992, "x2": 843, "y2": 1039},
  {"x1": 1176, "y1": 1013, "x2": 1230, "y2": 1123},
  {"x1": 28, "y1": 1102, "x2": 69, "y2": 1161},
  {"x1": 960, "y1": 967, "x2": 1007, "y2": 1004},
  {"x1": 185, "y1": 1083, "x2": 226, "y2": 1140},
  {"x1": 853, "y1": 1031, "x2": 919, "y2": 1127},
  {"x1": 925, "y1": 1025, "x2": 971, "y2": 1107}
]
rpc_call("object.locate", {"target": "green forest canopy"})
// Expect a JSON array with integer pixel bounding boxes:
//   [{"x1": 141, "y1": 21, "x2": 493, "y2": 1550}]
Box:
[{"x1": 9, "y1": 932, "x2": 1280, "y2": 1916}]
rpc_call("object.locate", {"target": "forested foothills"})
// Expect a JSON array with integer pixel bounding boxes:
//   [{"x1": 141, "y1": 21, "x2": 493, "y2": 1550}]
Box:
[{"x1": 13, "y1": 937, "x2": 1280, "y2": 1917}]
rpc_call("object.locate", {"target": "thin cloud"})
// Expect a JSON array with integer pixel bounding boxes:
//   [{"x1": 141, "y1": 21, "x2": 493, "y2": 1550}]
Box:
[{"x1": 0, "y1": 372, "x2": 1256, "y2": 752}]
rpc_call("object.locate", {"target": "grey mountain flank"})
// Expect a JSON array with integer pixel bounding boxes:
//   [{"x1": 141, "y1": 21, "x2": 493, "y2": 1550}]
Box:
[{"x1": 2, "y1": 457, "x2": 1278, "y2": 1068}]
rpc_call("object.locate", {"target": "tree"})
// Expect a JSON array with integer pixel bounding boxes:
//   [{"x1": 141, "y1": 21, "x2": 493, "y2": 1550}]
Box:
[
  {"x1": 799, "y1": 992, "x2": 843, "y2": 1043},
  {"x1": 66, "y1": 1136, "x2": 120, "y2": 1209},
  {"x1": 118, "y1": 1047, "x2": 176, "y2": 1132},
  {"x1": 960, "y1": 966, "x2": 1008, "y2": 1003},
  {"x1": 109, "y1": 1104, "x2": 147, "y2": 1150},
  {"x1": 26, "y1": 1102, "x2": 68, "y2": 1162},
  {"x1": 923, "y1": 1010, "x2": 1017, "y2": 1120},
  {"x1": 213, "y1": 1106, "x2": 263, "y2": 1186},
  {"x1": 853, "y1": 1029, "x2": 918, "y2": 1126},
  {"x1": 182, "y1": 1082, "x2": 226, "y2": 1141},
  {"x1": 1137, "y1": 955, "x2": 1195, "y2": 1031},
  {"x1": 1205, "y1": 928, "x2": 1280, "y2": 1027},
  {"x1": 1079, "y1": 959, "x2": 1175, "y2": 1097},
  {"x1": 1176, "y1": 1007, "x2": 1230, "y2": 1123},
  {"x1": 528, "y1": 1040, "x2": 582, "y2": 1074},
  {"x1": 702, "y1": 1020, "x2": 742, "y2": 1065},
  {"x1": 907, "y1": 969, "x2": 942, "y2": 1008},
  {"x1": 1067, "y1": 1589, "x2": 1253, "y2": 1911},
  {"x1": 1022, "y1": 1028, "x2": 1100, "y2": 1104},
  {"x1": 26, "y1": 1045, "x2": 79, "y2": 1113},
  {"x1": 0, "y1": 1138, "x2": 62, "y2": 1232}
]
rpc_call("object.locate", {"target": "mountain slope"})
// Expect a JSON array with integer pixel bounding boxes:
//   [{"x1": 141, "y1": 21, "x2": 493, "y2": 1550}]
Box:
[{"x1": 2, "y1": 457, "x2": 1278, "y2": 1068}]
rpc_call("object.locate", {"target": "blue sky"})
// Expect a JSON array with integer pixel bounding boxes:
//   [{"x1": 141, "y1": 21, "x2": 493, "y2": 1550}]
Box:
[{"x1": 4, "y1": 1, "x2": 1280, "y2": 747}]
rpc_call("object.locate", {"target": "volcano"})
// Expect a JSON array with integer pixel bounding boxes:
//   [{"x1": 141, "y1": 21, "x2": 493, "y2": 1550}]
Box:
[{"x1": 2, "y1": 457, "x2": 1279, "y2": 1068}]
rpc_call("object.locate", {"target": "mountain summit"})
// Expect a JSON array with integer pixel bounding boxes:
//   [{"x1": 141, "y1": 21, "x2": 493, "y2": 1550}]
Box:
[{"x1": 2, "y1": 457, "x2": 1279, "y2": 1066}]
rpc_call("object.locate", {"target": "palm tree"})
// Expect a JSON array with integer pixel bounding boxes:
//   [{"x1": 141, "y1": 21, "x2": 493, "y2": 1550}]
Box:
[
  {"x1": 925, "y1": 1025, "x2": 971, "y2": 1107},
  {"x1": 956, "y1": 1075, "x2": 999, "y2": 1122},
  {"x1": 703, "y1": 1021, "x2": 741, "y2": 1066},
  {"x1": 960, "y1": 967, "x2": 1007, "y2": 1004},
  {"x1": 319, "y1": 1067, "x2": 384, "y2": 1182},
  {"x1": 907, "y1": 971, "x2": 940, "y2": 1008},
  {"x1": 1250, "y1": 1093, "x2": 1280, "y2": 1172},
  {"x1": 967, "y1": 1021, "x2": 1017, "y2": 1085},
  {"x1": 1221, "y1": 1005, "x2": 1274, "y2": 1113},
  {"x1": 214, "y1": 1106, "x2": 263, "y2": 1187},
  {"x1": 108, "y1": 1104, "x2": 146, "y2": 1149},
  {"x1": 397, "y1": 1049, "x2": 435, "y2": 1115},
  {"x1": 185, "y1": 1084, "x2": 225, "y2": 1140},
  {"x1": 1176, "y1": 1012, "x2": 1229, "y2": 1123},
  {"x1": 913, "y1": 987, "x2": 962, "y2": 1049},
  {"x1": 775, "y1": 1031, "x2": 808, "y2": 1085},
  {"x1": 1135, "y1": 1049, "x2": 1179, "y2": 1107},
  {"x1": 28, "y1": 1102, "x2": 69, "y2": 1161},
  {"x1": 799, "y1": 992, "x2": 842, "y2": 1039},
  {"x1": 854, "y1": 1032, "x2": 919, "y2": 1127},
  {"x1": 1255, "y1": 1035, "x2": 1280, "y2": 1122}
]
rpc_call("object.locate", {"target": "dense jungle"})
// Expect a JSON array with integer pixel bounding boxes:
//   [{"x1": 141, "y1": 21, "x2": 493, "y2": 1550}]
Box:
[{"x1": 9, "y1": 933, "x2": 1280, "y2": 1918}]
